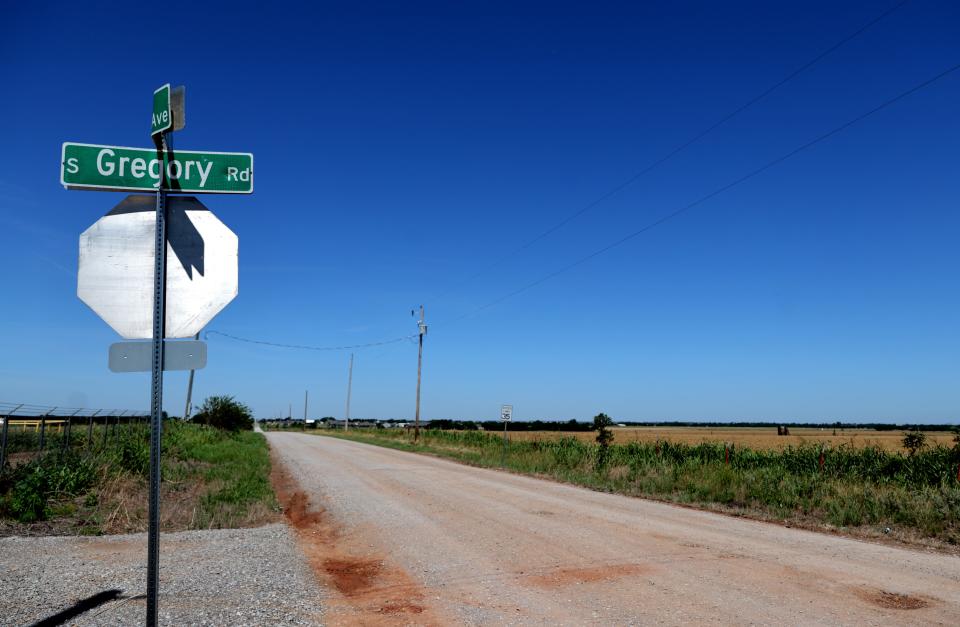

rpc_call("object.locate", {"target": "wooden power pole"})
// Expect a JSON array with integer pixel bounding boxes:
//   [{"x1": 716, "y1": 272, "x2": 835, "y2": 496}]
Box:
[
  {"x1": 345, "y1": 353, "x2": 353, "y2": 431},
  {"x1": 414, "y1": 305, "x2": 426, "y2": 441}
]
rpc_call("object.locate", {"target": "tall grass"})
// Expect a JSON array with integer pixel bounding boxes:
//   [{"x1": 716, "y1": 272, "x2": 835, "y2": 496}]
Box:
[
  {"x1": 0, "y1": 422, "x2": 276, "y2": 533},
  {"x1": 321, "y1": 429, "x2": 960, "y2": 544}
]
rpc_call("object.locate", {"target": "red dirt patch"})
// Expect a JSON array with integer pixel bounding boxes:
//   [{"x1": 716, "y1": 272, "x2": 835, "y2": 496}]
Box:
[
  {"x1": 282, "y1": 490, "x2": 326, "y2": 529},
  {"x1": 522, "y1": 563, "x2": 651, "y2": 588},
  {"x1": 857, "y1": 588, "x2": 930, "y2": 610},
  {"x1": 269, "y1": 447, "x2": 445, "y2": 625},
  {"x1": 323, "y1": 557, "x2": 383, "y2": 595},
  {"x1": 378, "y1": 601, "x2": 425, "y2": 615}
]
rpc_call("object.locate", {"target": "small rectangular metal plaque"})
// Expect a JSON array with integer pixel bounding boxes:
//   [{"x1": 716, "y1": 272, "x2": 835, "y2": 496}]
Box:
[{"x1": 109, "y1": 340, "x2": 207, "y2": 372}]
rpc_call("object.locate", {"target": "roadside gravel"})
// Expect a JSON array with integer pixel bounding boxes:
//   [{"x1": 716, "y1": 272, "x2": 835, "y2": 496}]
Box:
[{"x1": 0, "y1": 523, "x2": 324, "y2": 626}]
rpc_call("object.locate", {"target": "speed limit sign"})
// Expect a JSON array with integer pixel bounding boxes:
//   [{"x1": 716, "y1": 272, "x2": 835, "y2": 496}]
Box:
[{"x1": 500, "y1": 405, "x2": 513, "y2": 422}]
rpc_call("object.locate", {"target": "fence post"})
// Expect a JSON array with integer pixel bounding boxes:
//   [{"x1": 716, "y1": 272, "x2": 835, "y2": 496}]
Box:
[
  {"x1": 114, "y1": 411, "x2": 125, "y2": 439},
  {"x1": 62, "y1": 409, "x2": 81, "y2": 455},
  {"x1": 0, "y1": 404, "x2": 23, "y2": 471},
  {"x1": 39, "y1": 407, "x2": 55, "y2": 452},
  {"x1": 87, "y1": 410, "x2": 100, "y2": 450},
  {"x1": 103, "y1": 410, "x2": 113, "y2": 447}
]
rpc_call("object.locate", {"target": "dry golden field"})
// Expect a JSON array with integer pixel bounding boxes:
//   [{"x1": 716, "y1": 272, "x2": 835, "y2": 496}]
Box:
[{"x1": 506, "y1": 426, "x2": 956, "y2": 452}]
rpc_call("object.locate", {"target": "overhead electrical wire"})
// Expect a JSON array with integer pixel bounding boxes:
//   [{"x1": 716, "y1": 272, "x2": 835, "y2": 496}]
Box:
[
  {"x1": 204, "y1": 330, "x2": 418, "y2": 352},
  {"x1": 427, "y1": 0, "x2": 912, "y2": 303},
  {"x1": 437, "y1": 61, "x2": 960, "y2": 328},
  {"x1": 206, "y1": 59, "x2": 957, "y2": 352},
  {"x1": 207, "y1": 1, "x2": 933, "y2": 353}
]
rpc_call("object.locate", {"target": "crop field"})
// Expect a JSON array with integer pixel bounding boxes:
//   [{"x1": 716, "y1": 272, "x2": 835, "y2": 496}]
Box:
[
  {"x1": 505, "y1": 426, "x2": 955, "y2": 452},
  {"x1": 319, "y1": 426, "x2": 960, "y2": 546}
]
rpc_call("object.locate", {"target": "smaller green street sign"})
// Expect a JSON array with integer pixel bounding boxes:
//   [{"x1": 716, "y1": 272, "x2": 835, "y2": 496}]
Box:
[
  {"x1": 152, "y1": 84, "x2": 172, "y2": 136},
  {"x1": 61, "y1": 142, "x2": 254, "y2": 194}
]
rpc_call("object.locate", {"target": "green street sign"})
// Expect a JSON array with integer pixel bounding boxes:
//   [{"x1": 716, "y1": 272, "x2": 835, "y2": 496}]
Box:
[
  {"x1": 61, "y1": 142, "x2": 254, "y2": 194},
  {"x1": 152, "y1": 84, "x2": 172, "y2": 136}
]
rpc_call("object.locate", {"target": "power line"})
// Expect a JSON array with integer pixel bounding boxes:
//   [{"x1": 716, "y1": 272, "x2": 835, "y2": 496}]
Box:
[
  {"x1": 204, "y1": 330, "x2": 418, "y2": 352},
  {"x1": 428, "y1": 0, "x2": 912, "y2": 303},
  {"x1": 438, "y1": 61, "x2": 960, "y2": 328}
]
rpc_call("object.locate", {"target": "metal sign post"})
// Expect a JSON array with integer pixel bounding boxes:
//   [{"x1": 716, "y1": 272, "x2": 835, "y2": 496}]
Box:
[
  {"x1": 145, "y1": 130, "x2": 168, "y2": 626},
  {"x1": 500, "y1": 404, "x2": 512, "y2": 466},
  {"x1": 62, "y1": 84, "x2": 250, "y2": 627}
]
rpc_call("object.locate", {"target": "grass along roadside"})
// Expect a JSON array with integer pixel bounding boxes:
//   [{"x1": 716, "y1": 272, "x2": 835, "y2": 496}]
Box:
[
  {"x1": 0, "y1": 422, "x2": 278, "y2": 536},
  {"x1": 309, "y1": 428, "x2": 960, "y2": 550}
]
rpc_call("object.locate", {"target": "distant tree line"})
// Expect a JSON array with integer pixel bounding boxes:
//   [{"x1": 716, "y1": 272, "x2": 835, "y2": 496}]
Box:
[
  {"x1": 421, "y1": 419, "x2": 958, "y2": 432},
  {"x1": 427, "y1": 419, "x2": 594, "y2": 432}
]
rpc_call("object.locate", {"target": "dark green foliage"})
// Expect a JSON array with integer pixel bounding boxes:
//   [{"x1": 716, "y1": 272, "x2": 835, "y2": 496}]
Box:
[
  {"x1": 0, "y1": 453, "x2": 98, "y2": 523},
  {"x1": 902, "y1": 429, "x2": 927, "y2": 456},
  {"x1": 593, "y1": 413, "x2": 614, "y2": 447},
  {"x1": 593, "y1": 413, "x2": 614, "y2": 469},
  {"x1": 112, "y1": 430, "x2": 150, "y2": 475},
  {"x1": 1, "y1": 421, "x2": 274, "y2": 531},
  {"x1": 191, "y1": 395, "x2": 254, "y2": 431}
]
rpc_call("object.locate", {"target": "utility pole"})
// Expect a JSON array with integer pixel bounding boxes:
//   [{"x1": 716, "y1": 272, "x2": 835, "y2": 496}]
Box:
[
  {"x1": 413, "y1": 305, "x2": 426, "y2": 441},
  {"x1": 304, "y1": 390, "x2": 308, "y2": 422},
  {"x1": 288, "y1": 403, "x2": 292, "y2": 419},
  {"x1": 345, "y1": 353, "x2": 354, "y2": 431},
  {"x1": 183, "y1": 332, "x2": 199, "y2": 421}
]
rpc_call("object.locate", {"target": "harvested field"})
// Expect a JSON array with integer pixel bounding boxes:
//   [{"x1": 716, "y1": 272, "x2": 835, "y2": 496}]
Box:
[{"x1": 506, "y1": 427, "x2": 955, "y2": 451}]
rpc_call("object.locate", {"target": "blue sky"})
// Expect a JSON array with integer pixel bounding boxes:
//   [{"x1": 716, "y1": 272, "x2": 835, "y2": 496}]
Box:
[{"x1": 1, "y1": 1, "x2": 958, "y2": 422}]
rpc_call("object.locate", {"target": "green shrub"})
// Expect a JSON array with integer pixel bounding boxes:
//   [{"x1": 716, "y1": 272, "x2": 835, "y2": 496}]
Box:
[{"x1": 191, "y1": 395, "x2": 254, "y2": 431}]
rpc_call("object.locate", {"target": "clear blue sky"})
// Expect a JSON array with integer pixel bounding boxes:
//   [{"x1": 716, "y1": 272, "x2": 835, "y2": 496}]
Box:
[{"x1": 1, "y1": 1, "x2": 958, "y2": 423}]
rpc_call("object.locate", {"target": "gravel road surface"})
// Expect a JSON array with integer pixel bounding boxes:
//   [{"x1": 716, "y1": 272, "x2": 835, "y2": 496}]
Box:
[
  {"x1": 269, "y1": 431, "x2": 960, "y2": 626},
  {"x1": 0, "y1": 523, "x2": 324, "y2": 626}
]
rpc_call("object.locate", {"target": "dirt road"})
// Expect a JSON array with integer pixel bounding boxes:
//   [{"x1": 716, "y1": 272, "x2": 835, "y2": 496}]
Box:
[{"x1": 268, "y1": 432, "x2": 960, "y2": 625}]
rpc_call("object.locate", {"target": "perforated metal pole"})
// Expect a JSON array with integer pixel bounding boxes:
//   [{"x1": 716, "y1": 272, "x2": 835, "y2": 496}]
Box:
[{"x1": 146, "y1": 131, "x2": 169, "y2": 627}]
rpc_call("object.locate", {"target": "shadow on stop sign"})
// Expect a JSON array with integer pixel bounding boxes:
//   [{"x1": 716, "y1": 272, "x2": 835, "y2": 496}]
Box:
[{"x1": 78, "y1": 195, "x2": 238, "y2": 339}]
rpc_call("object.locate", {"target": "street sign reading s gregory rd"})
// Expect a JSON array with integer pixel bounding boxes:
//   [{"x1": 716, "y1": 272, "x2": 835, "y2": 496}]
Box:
[{"x1": 61, "y1": 143, "x2": 253, "y2": 194}]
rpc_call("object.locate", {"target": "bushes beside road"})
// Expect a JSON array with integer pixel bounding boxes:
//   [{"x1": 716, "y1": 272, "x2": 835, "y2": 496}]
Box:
[
  {"x1": 0, "y1": 421, "x2": 276, "y2": 535},
  {"x1": 319, "y1": 428, "x2": 960, "y2": 546}
]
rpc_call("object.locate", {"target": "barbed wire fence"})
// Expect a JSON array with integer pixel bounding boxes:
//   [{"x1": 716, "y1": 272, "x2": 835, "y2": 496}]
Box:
[{"x1": 0, "y1": 402, "x2": 150, "y2": 470}]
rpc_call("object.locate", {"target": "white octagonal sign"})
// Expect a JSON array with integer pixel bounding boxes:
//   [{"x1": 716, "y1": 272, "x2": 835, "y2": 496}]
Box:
[{"x1": 79, "y1": 195, "x2": 238, "y2": 339}]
